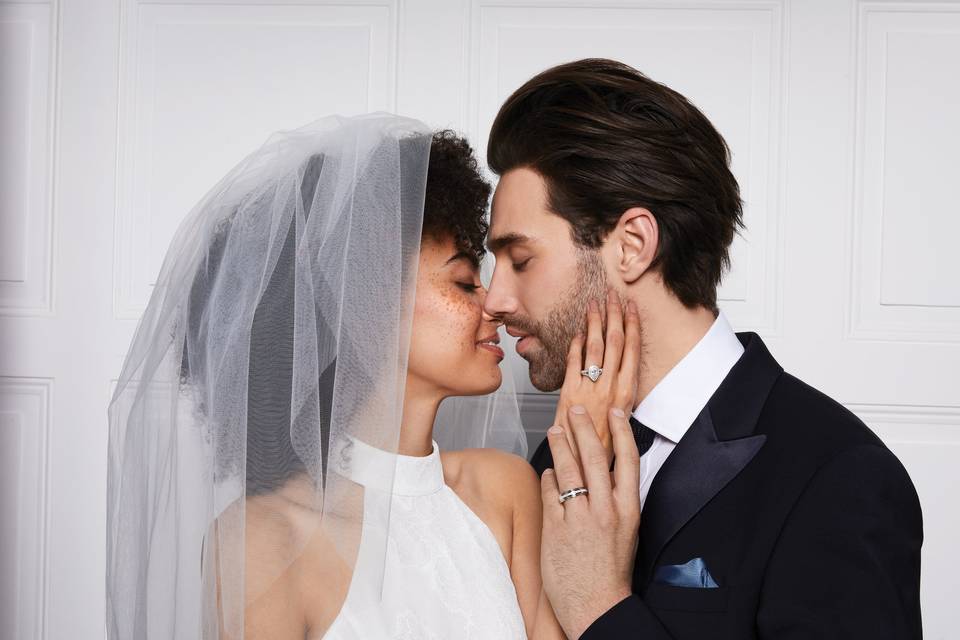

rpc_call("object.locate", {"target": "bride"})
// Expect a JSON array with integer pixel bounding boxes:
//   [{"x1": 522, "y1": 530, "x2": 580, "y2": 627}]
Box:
[{"x1": 106, "y1": 114, "x2": 630, "y2": 638}]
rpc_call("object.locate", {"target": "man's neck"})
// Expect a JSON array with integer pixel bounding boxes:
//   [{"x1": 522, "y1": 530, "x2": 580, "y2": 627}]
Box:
[{"x1": 634, "y1": 302, "x2": 718, "y2": 406}]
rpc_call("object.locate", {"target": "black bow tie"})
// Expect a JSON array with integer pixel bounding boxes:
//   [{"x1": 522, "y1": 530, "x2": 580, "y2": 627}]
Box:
[{"x1": 629, "y1": 416, "x2": 655, "y2": 458}]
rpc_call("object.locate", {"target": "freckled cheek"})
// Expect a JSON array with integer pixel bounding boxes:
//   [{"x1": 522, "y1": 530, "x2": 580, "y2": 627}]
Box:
[{"x1": 432, "y1": 288, "x2": 482, "y2": 351}]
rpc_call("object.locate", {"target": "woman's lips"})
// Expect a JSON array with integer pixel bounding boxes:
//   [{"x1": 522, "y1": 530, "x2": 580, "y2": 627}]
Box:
[{"x1": 478, "y1": 343, "x2": 505, "y2": 359}]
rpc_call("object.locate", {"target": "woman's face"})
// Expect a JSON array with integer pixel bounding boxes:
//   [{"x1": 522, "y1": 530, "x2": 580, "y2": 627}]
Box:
[{"x1": 407, "y1": 235, "x2": 504, "y2": 398}]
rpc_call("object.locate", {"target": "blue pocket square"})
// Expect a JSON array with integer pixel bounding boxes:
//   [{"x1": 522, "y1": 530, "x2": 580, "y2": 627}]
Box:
[{"x1": 654, "y1": 557, "x2": 720, "y2": 588}]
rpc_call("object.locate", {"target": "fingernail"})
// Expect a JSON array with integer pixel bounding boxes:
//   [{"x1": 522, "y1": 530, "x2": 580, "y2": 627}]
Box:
[
  {"x1": 611, "y1": 407, "x2": 625, "y2": 418},
  {"x1": 543, "y1": 468, "x2": 554, "y2": 476},
  {"x1": 548, "y1": 425, "x2": 563, "y2": 435},
  {"x1": 570, "y1": 405, "x2": 586, "y2": 415}
]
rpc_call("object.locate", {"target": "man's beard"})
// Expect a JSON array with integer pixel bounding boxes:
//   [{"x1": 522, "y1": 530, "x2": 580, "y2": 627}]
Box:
[{"x1": 506, "y1": 249, "x2": 608, "y2": 392}]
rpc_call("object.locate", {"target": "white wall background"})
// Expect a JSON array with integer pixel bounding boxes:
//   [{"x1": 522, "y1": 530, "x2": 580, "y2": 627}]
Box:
[{"x1": 1, "y1": 0, "x2": 957, "y2": 637}]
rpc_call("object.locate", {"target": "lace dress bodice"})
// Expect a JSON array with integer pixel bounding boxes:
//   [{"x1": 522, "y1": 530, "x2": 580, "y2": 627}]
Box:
[{"x1": 322, "y1": 438, "x2": 528, "y2": 639}]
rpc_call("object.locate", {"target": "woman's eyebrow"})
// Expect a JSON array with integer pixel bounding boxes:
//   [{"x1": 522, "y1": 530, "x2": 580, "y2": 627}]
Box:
[{"x1": 444, "y1": 251, "x2": 479, "y2": 268}]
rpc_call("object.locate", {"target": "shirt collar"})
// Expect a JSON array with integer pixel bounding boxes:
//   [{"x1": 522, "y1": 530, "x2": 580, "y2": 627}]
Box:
[{"x1": 631, "y1": 311, "x2": 744, "y2": 444}]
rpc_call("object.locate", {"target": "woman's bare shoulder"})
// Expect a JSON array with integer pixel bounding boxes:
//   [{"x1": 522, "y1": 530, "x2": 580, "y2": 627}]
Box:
[
  {"x1": 443, "y1": 448, "x2": 538, "y2": 503},
  {"x1": 208, "y1": 488, "x2": 354, "y2": 638},
  {"x1": 442, "y1": 448, "x2": 541, "y2": 554}
]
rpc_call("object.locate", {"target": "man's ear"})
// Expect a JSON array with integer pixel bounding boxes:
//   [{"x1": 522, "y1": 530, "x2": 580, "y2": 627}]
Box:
[{"x1": 611, "y1": 207, "x2": 658, "y2": 285}]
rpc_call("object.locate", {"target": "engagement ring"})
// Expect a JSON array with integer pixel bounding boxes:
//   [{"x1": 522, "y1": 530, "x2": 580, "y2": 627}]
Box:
[{"x1": 580, "y1": 364, "x2": 603, "y2": 382}]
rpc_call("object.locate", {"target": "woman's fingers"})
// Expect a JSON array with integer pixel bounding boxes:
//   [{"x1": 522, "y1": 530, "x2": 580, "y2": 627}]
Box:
[
  {"x1": 546, "y1": 426, "x2": 587, "y2": 517},
  {"x1": 567, "y1": 406, "x2": 613, "y2": 511},
  {"x1": 609, "y1": 407, "x2": 641, "y2": 505},
  {"x1": 584, "y1": 299, "x2": 605, "y2": 374},
  {"x1": 602, "y1": 290, "x2": 624, "y2": 373},
  {"x1": 618, "y1": 300, "x2": 642, "y2": 407},
  {"x1": 560, "y1": 332, "x2": 586, "y2": 462},
  {"x1": 540, "y1": 468, "x2": 564, "y2": 522},
  {"x1": 564, "y1": 332, "x2": 585, "y2": 385}
]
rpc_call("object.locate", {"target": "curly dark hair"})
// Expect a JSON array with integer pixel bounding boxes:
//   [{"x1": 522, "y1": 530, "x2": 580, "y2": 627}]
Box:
[
  {"x1": 422, "y1": 130, "x2": 491, "y2": 265},
  {"x1": 180, "y1": 128, "x2": 493, "y2": 496}
]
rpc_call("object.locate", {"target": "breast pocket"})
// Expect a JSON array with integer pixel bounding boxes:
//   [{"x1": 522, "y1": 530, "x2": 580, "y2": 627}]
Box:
[{"x1": 643, "y1": 583, "x2": 729, "y2": 612}]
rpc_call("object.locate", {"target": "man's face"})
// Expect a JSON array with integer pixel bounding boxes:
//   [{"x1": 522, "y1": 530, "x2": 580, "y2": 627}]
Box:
[{"x1": 484, "y1": 168, "x2": 607, "y2": 391}]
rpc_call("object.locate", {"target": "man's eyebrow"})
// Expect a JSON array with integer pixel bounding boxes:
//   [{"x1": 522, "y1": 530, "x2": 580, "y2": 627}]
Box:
[{"x1": 486, "y1": 232, "x2": 532, "y2": 253}]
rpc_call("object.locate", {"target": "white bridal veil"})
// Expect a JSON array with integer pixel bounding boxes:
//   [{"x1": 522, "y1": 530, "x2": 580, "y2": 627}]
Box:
[{"x1": 106, "y1": 113, "x2": 526, "y2": 639}]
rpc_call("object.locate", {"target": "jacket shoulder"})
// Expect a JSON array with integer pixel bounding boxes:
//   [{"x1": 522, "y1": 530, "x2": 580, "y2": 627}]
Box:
[{"x1": 760, "y1": 372, "x2": 886, "y2": 457}]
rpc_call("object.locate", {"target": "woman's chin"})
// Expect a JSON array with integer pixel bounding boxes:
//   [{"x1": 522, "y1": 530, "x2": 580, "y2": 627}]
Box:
[{"x1": 450, "y1": 367, "x2": 502, "y2": 397}]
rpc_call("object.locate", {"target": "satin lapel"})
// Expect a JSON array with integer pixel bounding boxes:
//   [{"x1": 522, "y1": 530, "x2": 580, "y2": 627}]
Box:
[
  {"x1": 635, "y1": 408, "x2": 765, "y2": 584},
  {"x1": 634, "y1": 332, "x2": 783, "y2": 587}
]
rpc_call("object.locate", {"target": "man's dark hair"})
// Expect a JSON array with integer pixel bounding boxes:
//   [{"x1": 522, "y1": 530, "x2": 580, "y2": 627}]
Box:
[
  {"x1": 423, "y1": 130, "x2": 491, "y2": 265},
  {"x1": 487, "y1": 58, "x2": 743, "y2": 311}
]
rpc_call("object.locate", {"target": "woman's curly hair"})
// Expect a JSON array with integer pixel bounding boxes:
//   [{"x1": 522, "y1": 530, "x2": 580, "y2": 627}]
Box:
[
  {"x1": 422, "y1": 130, "x2": 491, "y2": 265},
  {"x1": 180, "y1": 129, "x2": 493, "y2": 495}
]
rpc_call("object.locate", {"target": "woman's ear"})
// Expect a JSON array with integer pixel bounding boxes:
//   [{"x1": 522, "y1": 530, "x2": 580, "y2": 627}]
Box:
[{"x1": 609, "y1": 207, "x2": 658, "y2": 285}]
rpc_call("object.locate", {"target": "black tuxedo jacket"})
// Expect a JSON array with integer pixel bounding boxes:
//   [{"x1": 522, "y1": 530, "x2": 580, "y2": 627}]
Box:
[{"x1": 529, "y1": 332, "x2": 923, "y2": 639}]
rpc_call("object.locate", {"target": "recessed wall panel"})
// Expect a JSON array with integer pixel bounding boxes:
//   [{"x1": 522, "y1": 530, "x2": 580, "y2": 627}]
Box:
[{"x1": 114, "y1": 2, "x2": 395, "y2": 317}]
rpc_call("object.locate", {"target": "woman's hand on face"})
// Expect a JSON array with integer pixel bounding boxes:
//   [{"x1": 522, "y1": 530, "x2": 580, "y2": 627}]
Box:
[{"x1": 553, "y1": 290, "x2": 641, "y2": 462}]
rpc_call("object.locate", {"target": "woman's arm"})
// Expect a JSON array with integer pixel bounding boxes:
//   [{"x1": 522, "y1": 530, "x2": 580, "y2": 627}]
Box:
[
  {"x1": 208, "y1": 498, "x2": 312, "y2": 640},
  {"x1": 532, "y1": 590, "x2": 566, "y2": 640},
  {"x1": 455, "y1": 448, "x2": 566, "y2": 638},
  {"x1": 507, "y1": 456, "x2": 567, "y2": 639}
]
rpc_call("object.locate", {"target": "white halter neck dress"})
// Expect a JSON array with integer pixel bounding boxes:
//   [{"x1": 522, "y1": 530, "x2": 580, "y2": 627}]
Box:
[{"x1": 322, "y1": 438, "x2": 527, "y2": 639}]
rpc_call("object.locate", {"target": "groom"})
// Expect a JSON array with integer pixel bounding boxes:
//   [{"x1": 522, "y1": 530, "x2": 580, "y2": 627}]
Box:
[{"x1": 483, "y1": 59, "x2": 923, "y2": 639}]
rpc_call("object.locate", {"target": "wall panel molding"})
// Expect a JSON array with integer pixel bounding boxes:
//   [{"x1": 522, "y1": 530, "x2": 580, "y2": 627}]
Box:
[
  {"x1": 113, "y1": 0, "x2": 398, "y2": 318},
  {"x1": 470, "y1": 0, "x2": 788, "y2": 334},
  {"x1": 0, "y1": 2, "x2": 57, "y2": 315},
  {"x1": 849, "y1": 2, "x2": 960, "y2": 343},
  {"x1": 0, "y1": 377, "x2": 52, "y2": 640}
]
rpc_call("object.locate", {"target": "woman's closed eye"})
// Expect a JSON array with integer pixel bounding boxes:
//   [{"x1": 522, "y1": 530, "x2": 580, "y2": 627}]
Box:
[{"x1": 457, "y1": 282, "x2": 481, "y2": 293}]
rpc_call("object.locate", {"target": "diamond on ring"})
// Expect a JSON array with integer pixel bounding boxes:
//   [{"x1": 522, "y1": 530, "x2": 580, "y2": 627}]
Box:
[
  {"x1": 580, "y1": 364, "x2": 603, "y2": 382},
  {"x1": 558, "y1": 487, "x2": 589, "y2": 503}
]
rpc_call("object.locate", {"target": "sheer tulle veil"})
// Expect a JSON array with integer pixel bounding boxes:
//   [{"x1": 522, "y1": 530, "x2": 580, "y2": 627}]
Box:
[{"x1": 105, "y1": 113, "x2": 526, "y2": 639}]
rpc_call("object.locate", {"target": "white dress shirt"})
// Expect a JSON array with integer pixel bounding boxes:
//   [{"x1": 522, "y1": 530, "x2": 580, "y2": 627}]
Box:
[{"x1": 632, "y1": 311, "x2": 744, "y2": 511}]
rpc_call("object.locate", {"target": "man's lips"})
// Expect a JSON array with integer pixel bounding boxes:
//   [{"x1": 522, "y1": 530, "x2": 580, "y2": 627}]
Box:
[
  {"x1": 505, "y1": 326, "x2": 530, "y2": 339},
  {"x1": 515, "y1": 336, "x2": 534, "y2": 354},
  {"x1": 503, "y1": 326, "x2": 537, "y2": 357}
]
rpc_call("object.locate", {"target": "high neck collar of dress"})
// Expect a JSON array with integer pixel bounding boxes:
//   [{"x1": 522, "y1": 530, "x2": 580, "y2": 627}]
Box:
[{"x1": 331, "y1": 436, "x2": 445, "y2": 497}]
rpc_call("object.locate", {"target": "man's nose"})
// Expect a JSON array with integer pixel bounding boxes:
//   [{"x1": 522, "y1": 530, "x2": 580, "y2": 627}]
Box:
[
  {"x1": 483, "y1": 264, "x2": 519, "y2": 317},
  {"x1": 480, "y1": 306, "x2": 500, "y2": 324}
]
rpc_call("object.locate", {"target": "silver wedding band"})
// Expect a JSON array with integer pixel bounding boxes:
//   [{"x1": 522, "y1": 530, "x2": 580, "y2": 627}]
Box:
[{"x1": 558, "y1": 486, "x2": 589, "y2": 504}]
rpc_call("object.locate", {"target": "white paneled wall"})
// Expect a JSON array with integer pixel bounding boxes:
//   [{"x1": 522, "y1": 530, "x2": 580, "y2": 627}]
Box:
[
  {"x1": 471, "y1": 3, "x2": 786, "y2": 333},
  {"x1": 852, "y1": 3, "x2": 960, "y2": 341},
  {"x1": 115, "y1": 2, "x2": 397, "y2": 316},
  {"x1": 0, "y1": 2, "x2": 55, "y2": 314},
  {"x1": 1, "y1": 0, "x2": 957, "y2": 637},
  {"x1": 0, "y1": 380, "x2": 50, "y2": 640}
]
